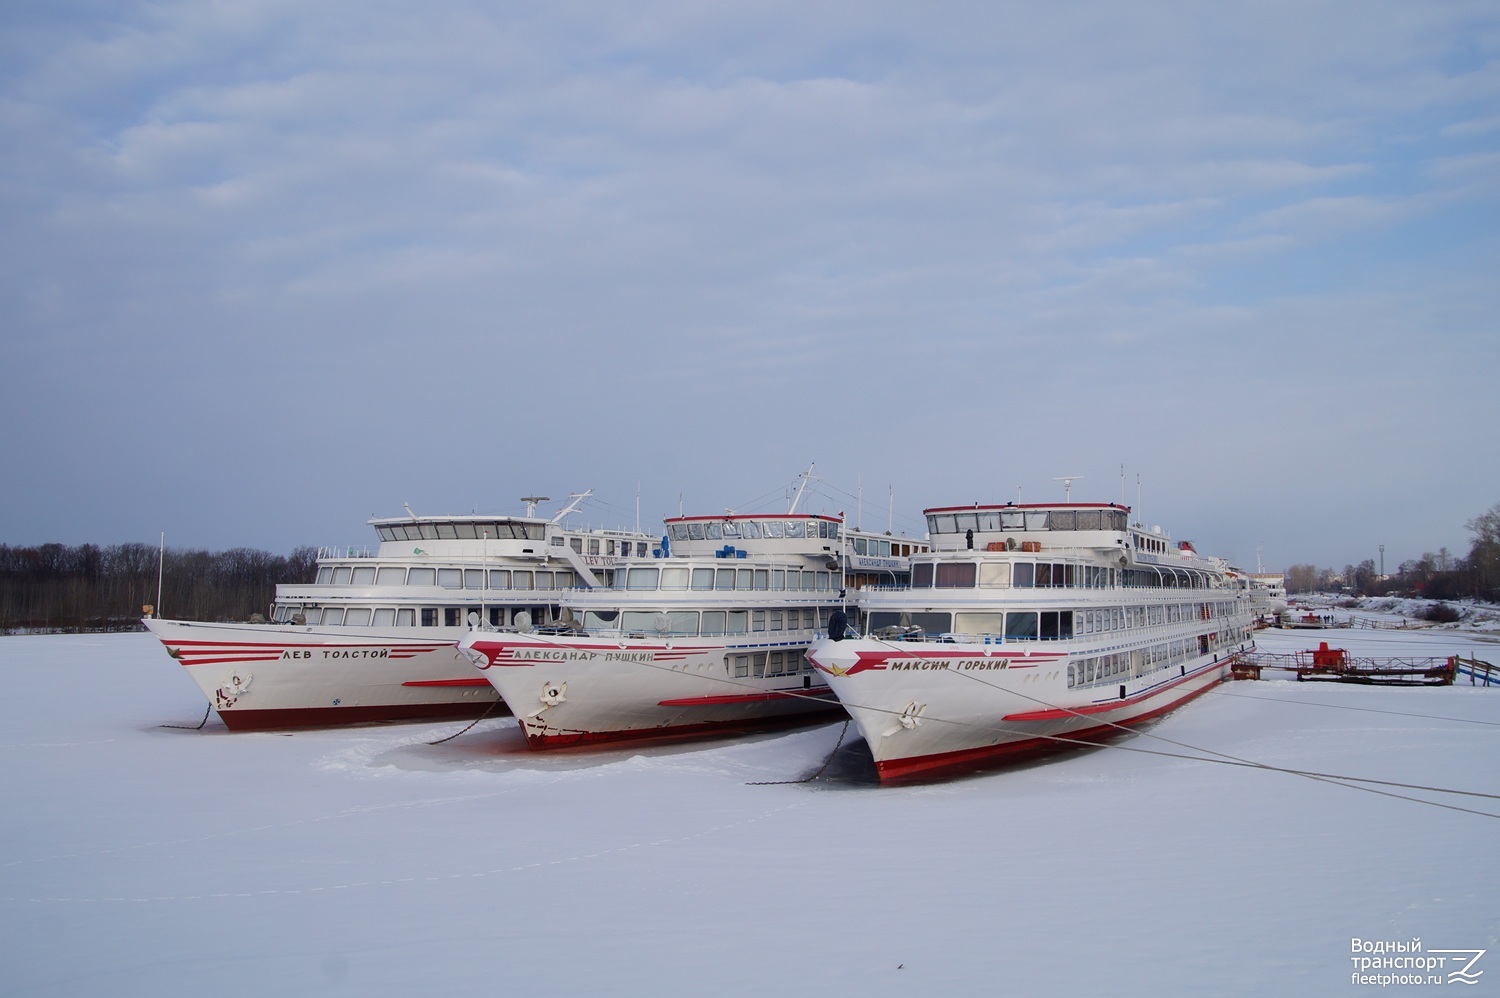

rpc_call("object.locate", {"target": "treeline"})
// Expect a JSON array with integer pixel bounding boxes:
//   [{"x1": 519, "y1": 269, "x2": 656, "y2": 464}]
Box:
[
  {"x1": 1284, "y1": 500, "x2": 1500, "y2": 603},
  {"x1": 0, "y1": 543, "x2": 318, "y2": 634}
]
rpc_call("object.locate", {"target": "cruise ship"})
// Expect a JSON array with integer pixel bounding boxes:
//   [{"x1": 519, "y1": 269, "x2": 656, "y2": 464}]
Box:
[
  {"x1": 458, "y1": 511, "x2": 926, "y2": 748},
  {"x1": 144, "y1": 494, "x2": 651, "y2": 730},
  {"x1": 804, "y1": 501, "x2": 1255, "y2": 781}
]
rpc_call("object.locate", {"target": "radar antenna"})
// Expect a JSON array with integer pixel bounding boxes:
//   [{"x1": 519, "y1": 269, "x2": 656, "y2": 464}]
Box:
[
  {"x1": 1052, "y1": 476, "x2": 1084, "y2": 501},
  {"x1": 520, "y1": 496, "x2": 551, "y2": 519}
]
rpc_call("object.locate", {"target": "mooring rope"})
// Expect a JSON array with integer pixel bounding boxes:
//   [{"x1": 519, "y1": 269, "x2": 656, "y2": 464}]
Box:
[
  {"x1": 159, "y1": 704, "x2": 211, "y2": 730},
  {"x1": 427, "y1": 697, "x2": 506, "y2": 745}
]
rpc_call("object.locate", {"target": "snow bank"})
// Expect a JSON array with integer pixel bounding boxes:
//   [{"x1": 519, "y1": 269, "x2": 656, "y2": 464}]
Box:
[{"x1": 1, "y1": 631, "x2": 1496, "y2": 996}]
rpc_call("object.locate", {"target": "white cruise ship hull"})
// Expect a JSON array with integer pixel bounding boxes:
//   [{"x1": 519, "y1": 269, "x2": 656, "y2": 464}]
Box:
[
  {"x1": 806, "y1": 637, "x2": 1238, "y2": 781},
  {"x1": 145, "y1": 618, "x2": 501, "y2": 730},
  {"x1": 460, "y1": 631, "x2": 842, "y2": 748}
]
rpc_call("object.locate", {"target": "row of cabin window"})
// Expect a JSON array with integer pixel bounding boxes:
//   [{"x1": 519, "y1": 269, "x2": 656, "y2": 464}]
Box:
[
  {"x1": 732, "y1": 651, "x2": 806, "y2": 678},
  {"x1": 274, "y1": 605, "x2": 558, "y2": 628},
  {"x1": 581, "y1": 607, "x2": 825, "y2": 636},
  {"x1": 316, "y1": 565, "x2": 580, "y2": 589},
  {"x1": 1067, "y1": 636, "x2": 1198, "y2": 688},
  {"x1": 620, "y1": 566, "x2": 835, "y2": 592},
  {"x1": 668, "y1": 520, "x2": 838, "y2": 542},
  {"x1": 910, "y1": 562, "x2": 1213, "y2": 589},
  {"x1": 564, "y1": 536, "x2": 652, "y2": 557},
  {"x1": 869, "y1": 603, "x2": 1236, "y2": 641},
  {"x1": 376, "y1": 522, "x2": 546, "y2": 541},
  {"x1": 927, "y1": 508, "x2": 1129, "y2": 534}
]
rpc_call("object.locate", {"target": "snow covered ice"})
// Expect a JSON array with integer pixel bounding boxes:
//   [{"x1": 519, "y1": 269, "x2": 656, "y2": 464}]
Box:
[{"x1": 2, "y1": 616, "x2": 1497, "y2": 996}]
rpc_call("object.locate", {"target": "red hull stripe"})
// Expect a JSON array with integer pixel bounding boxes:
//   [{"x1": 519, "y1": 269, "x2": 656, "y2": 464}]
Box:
[
  {"x1": 656, "y1": 687, "x2": 835, "y2": 707},
  {"x1": 521, "y1": 708, "x2": 845, "y2": 750},
  {"x1": 876, "y1": 676, "x2": 1223, "y2": 782},
  {"x1": 1002, "y1": 659, "x2": 1230, "y2": 721},
  {"x1": 213, "y1": 697, "x2": 505, "y2": 732},
  {"x1": 400, "y1": 678, "x2": 494, "y2": 688},
  {"x1": 161, "y1": 641, "x2": 450, "y2": 667}
]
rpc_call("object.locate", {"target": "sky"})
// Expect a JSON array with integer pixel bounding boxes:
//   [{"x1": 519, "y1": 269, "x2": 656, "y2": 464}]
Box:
[{"x1": 3, "y1": 1, "x2": 1498, "y2": 573}]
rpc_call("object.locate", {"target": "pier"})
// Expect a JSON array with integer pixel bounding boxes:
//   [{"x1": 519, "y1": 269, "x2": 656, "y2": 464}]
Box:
[{"x1": 1231, "y1": 642, "x2": 1460, "y2": 686}]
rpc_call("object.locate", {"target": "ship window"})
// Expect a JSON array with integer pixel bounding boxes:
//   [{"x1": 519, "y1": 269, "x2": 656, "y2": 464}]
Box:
[
  {"x1": 535, "y1": 571, "x2": 554, "y2": 590},
  {"x1": 316, "y1": 567, "x2": 334, "y2": 585},
  {"x1": 753, "y1": 569, "x2": 769, "y2": 590},
  {"x1": 627, "y1": 567, "x2": 659, "y2": 590},
  {"x1": 912, "y1": 563, "x2": 934, "y2": 587},
  {"x1": 404, "y1": 566, "x2": 434, "y2": 586},
  {"x1": 1048, "y1": 511, "x2": 1075, "y2": 530},
  {"x1": 784, "y1": 521, "x2": 805, "y2": 538},
  {"x1": 444, "y1": 608, "x2": 461, "y2": 627},
  {"x1": 419, "y1": 608, "x2": 436, "y2": 626},
  {"x1": 322, "y1": 607, "x2": 345, "y2": 626},
  {"x1": 954, "y1": 513, "x2": 980, "y2": 533},
  {"x1": 513, "y1": 571, "x2": 533, "y2": 590},
  {"x1": 454, "y1": 524, "x2": 479, "y2": 539},
  {"x1": 817, "y1": 573, "x2": 830, "y2": 591},
  {"x1": 691, "y1": 568, "x2": 714, "y2": 590},
  {"x1": 376, "y1": 567, "x2": 405, "y2": 585},
  {"x1": 768, "y1": 651, "x2": 784, "y2": 675},
  {"x1": 727, "y1": 611, "x2": 748, "y2": 635},
  {"x1": 716, "y1": 568, "x2": 736, "y2": 590},
  {"x1": 733, "y1": 655, "x2": 749, "y2": 678},
  {"x1": 706, "y1": 522, "x2": 722, "y2": 540},
  {"x1": 583, "y1": 610, "x2": 619, "y2": 629},
  {"x1": 935, "y1": 563, "x2": 976, "y2": 588},
  {"x1": 1035, "y1": 564, "x2": 1052, "y2": 587},
  {"x1": 701, "y1": 611, "x2": 726, "y2": 636},
  {"x1": 1005, "y1": 611, "x2": 1039, "y2": 640},
  {"x1": 737, "y1": 569, "x2": 753, "y2": 590},
  {"x1": 438, "y1": 569, "x2": 462, "y2": 589},
  {"x1": 621, "y1": 611, "x2": 661, "y2": 633},
  {"x1": 661, "y1": 567, "x2": 690, "y2": 590},
  {"x1": 1001, "y1": 511, "x2": 1025, "y2": 530},
  {"x1": 333, "y1": 567, "x2": 352, "y2": 585},
  {"x1": 1013, "y1": 563, "x2": 1034, "y2": 587},
  {"x1": 954, "y1": 612, "x2": 1004, "y2": 635},
  {"x1": 721, "y1": 521, "x2": 740, "y2": 538},
  {"x1": 772, "y1": 570, "x2": 786, "y2": 589},
  {"x1": 752, "y1": 653, "x2": 766, "y2": 678},
  {"x1": 488, "y1": 569, "x2": 510, "y2": 588},
  {"x1": 464, "y1": 569, "x2": 485, "y2": 589},
  {"x1": 397, "y1": 608, "x2": 415, "y2": 626},
  {"x1": 770, "y1": 610, "x2": 784, "y2": 630},
  {"x1": 556, "y1": 570, "x2": 576, "y2": 589},
  {"x1": 301, "y1": 608, "x2": 322, "y2": 624},
  {"x1": 978, "y1": 562, "x2": 1009, "y2": 588},
  {"x1": 436, "y1": 523, "x2": 458, "y2": 540},
  {"x1": 351, "y1": 567, "x2": 375, "y2": 585},
  {"x1": 1076, "y1": 510, "x2": 1102, "y2": 530},
  {"x1": 1025, "y1": 512, "x2": 1048, "y2": 530},
  {"x1": 373, "y1": 608, "x2": 395, "y2": 626},
  {"x1": 762, "y1": 520, "x2": 784, "y2": 538},
  {"x1": 740, "y1": 520, "x2": 762, "y2": 539},
  {"x1": 345, "y1": 608, "x2": 372, "y2": 626},
  {"x1": 753, "y1": 611, "x2": 766, "y2": 631},
  {"x1": 667, "y1": 611, "x2": 698, "y2": 635}
]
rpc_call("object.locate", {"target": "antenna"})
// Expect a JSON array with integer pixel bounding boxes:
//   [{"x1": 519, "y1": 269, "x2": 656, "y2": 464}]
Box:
[
  {"x1": 1052, "y1": 476, "x2": 1083, "y2": 501},
  {"x1": 402, "y1": 502, "x2": 418, "y2": 519},
  {"x1": 520, "y1": 496, "x2": 550, "y2": 518},
  {"x1": 788, "y1": 463, "x2": 817, "y2": 514},
  {"x1": 549, "y1": 491, "x2": 592, "y2": 524}
]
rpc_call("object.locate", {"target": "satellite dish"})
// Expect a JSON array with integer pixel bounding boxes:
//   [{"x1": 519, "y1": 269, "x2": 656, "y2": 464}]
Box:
[
  {"x1": 515, "y1": 610, "x2": 533, "y2": 633},
  {"x1": 653, "y1": 612, "x2": 671, "y2": 634},
  {"x1": 466, "y1": 612, "x2": 479, "y2": 628}
]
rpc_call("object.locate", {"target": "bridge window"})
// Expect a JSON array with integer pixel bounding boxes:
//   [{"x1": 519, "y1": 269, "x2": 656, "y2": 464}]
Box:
[
  {"x1": 1005, "y1": 611, "x2": 1039, "y2": 640},
  {"x1": 935, "y1": 562, "x2": 976, "y2": 588}
]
